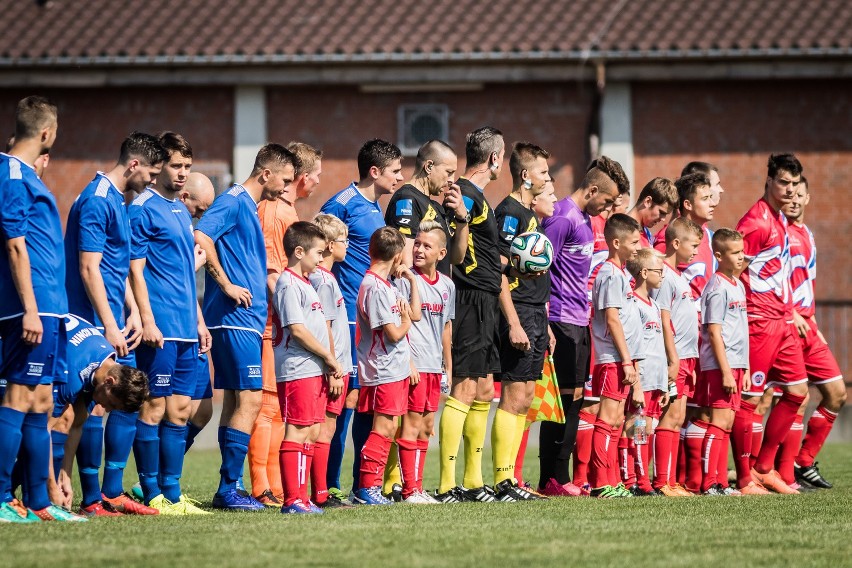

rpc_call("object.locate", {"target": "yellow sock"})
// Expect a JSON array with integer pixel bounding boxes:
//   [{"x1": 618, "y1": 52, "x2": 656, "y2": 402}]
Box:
[
  {"x1": 438, "y1": 397, "x2": 470, "y2": 494},
  {"x1": 510, "y1": 413, "x2": 529, "y2": 483},
  {"x1": 491, "y1": 408, "x2": 518, "y2": 485},
  {"x1": 383, "y1": 441, "x2": 401, "y2": 494},
  {"x1": 462, "y1": 400, "x2": 491, "y2": 489}
]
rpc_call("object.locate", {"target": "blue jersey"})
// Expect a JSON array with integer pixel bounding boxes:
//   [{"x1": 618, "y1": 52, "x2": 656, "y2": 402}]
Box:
[
  {"x1": 53, "y1": 314, "x2": 115, "y2": 414},
  {"x1": 65, "y1": 173, "x2": 130, "y2": 328},
  {"x1": 319, "y1": 183, "x2": 385, "y2": 320},
  {"x1": 0, "y1": 155, "x2": 67, "y2": 319},
  {"x1": 130, "y1": 189, "x2": 197, "y2": 341},
  {"x1": 195, "y1": 185, "x2": 266, "y2": 334}
]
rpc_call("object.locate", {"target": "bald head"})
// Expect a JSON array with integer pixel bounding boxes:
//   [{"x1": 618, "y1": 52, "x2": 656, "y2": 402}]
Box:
[
  {"x1": 181, "y1": 172, "x2": 215, "y2": 219},
  {"x1": 415, "y1": 140, "x2": 455, "y2": 172}
]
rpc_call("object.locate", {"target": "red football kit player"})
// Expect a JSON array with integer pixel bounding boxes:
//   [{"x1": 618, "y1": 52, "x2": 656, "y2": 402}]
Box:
[{"x1": 734, "y1": 154, "x2": 810, "y2": 494}]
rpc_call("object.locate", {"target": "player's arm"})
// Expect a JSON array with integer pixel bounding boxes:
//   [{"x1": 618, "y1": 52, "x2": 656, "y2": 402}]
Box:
[
  {"x1": 707, "y1": 322, "x2": 735, "y2": 393},
  {"x1": 791, "y1": 308, "x2": 809, "y2": 338},
  {"x1": 394, "y1": 266, "x2": 422, "y2": 322},
  {"x1": 80, "y1": 251, "x2": 129, "y2": 356},
  {"x1": 499, "y1": 254, "x2": 529, "y2": 351},
  {"x1": 197, "y1": 302, "x2": 211, "y2": 353},
  {"x1": 287, "y1": 323, "x2": 342, "y2": 377},
  {"x1": 128, "y1": 257, "x2": 163, "y2": 348},
  {"x1": 124, "y1": 280, "x2": 143, "y2": 350},
  {"x1": 442, "y1": 320, "x2": 452, "y2": 381},
  {"x1": 194, "y1": 230, "x2": 252, "y2": 307},
  {"x1": 325, "y1": 320, "x2": 343, "y2": 396},
  {"x1": 443, "y1": 182, "x2": 469, "y2": 265},
  {"x1": 382, "y1": 301, "x2": 412, "y2": 342},
  {"x1": 51, "y1": 400, "x2": 87, "y2": 509},
  {"x1": 6, "y1": 236, "x2": 42, "y2": 345},
  {"x1": 604, "y1": 307, "x2": 637, "y2": 385},
  {"x1": 659, "y1": 309, "x2": 679, "y2": 385}
]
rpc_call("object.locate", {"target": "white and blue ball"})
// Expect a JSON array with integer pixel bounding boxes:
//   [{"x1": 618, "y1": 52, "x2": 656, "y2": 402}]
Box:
[{"x1": 509, "y1": 232, "x2": 553, "y2": 274}]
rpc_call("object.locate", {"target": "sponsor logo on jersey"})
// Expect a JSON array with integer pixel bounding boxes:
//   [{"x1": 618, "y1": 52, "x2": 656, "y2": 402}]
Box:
[
  {"x1": 396, "y1": 199, "x2": 413, "y2": 217},
  {"x1": 310, "y1": 301, "x2": 324, "y2": 312},
  {"x1": 728, "y1": 300, "x2": 747, "y2": 311},
  {"x1": 421, "y1": 302, "x2": 445, "y2": 316},
  {"x1": 502, "y1": 216, "x2": 519, "y2": 238},
  {"x1": 248, "y1": 365, "x2": 262, "y2": 377},
  {"x1": 155, "y1": 374, "x2": 171, "y2": 387},
  {"x1": 27, "y1": 363, "x2": 44, "y2": 377},
  {"x1": 751, "y1": 371, "x2": 766, "y2": 388}
]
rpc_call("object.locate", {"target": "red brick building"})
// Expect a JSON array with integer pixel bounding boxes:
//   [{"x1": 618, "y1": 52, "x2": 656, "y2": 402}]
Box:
[{"x1": 1, "y1": 0, "x2": 850, "y2": 377}]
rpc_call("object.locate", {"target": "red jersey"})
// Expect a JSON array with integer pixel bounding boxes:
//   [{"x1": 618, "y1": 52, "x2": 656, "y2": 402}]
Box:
[
  {"x1": 588, "y1": 214, "x2": 609, "y2": 295},
  {"x1": 787, "y1": 222, "x2": 816, "y2": 319},
  {"x1": 736, "y1": 198, "x2": 792, "y2": 320},
  {"x1": 653, "y1": 222, "x2": 716, "y2": 301}
]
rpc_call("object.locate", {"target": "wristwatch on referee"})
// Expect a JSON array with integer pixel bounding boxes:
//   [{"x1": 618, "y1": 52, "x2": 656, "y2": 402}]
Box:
[{"x1": 454, "y1": 212, "x2": 471, "y2": 224}]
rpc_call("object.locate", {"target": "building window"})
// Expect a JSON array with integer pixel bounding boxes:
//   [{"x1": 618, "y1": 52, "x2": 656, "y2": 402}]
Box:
[{"x1": 398, "y1": 104, "x2": 449, "y2": 156}]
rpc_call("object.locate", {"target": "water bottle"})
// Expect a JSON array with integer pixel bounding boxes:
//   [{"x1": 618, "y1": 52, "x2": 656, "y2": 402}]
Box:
[{"x1": 633, "y1": 407, "x2": 648, "y2": 445}]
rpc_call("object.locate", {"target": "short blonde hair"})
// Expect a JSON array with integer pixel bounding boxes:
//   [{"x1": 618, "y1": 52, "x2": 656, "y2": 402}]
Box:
[
  {"x1": 312, "y1": 213, "x2": 347, "y2": 241},
  {"x1": 417, "y1": 220, "x2": 447, "y2": 247},
  {"x1": 288, "y1": 141, "x2": 322, "y2": 177},
  {"x1": 626, "y1": 248, "x2": 663, "y2": 279}
]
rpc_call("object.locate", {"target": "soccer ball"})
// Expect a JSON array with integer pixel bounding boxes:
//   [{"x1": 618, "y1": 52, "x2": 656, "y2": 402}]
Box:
[{"x1": 510, "y1": 232, "x2": 553, "y2": 274}]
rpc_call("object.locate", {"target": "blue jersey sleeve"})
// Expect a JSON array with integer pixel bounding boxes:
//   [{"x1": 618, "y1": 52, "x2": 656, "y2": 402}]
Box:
[
  {"x1": 77, "y1": 195, "x2": 112, "y2": 254},
  {"x1": 320, "y1": 198, "x2": 348, "y2": 223},
  {"x1": 1, "y1": 177, "x2": 32, "y2": 240},
  {"x1": 195, "y1": 195, "x2": 236, "y2": 242},
  {"x1": 129, "y1": 205, "x2": 154, "y2": 261}
]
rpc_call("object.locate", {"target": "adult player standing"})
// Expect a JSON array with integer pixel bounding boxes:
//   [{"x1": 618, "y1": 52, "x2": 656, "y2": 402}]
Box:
[
  {"x1": 436, "y1": 126, "x2": 505, "y2": 503},
  {"x1": 735, "y1": 153, "x2": 810, "y2": 494},
  {"x1": 320, "y1": 139, "x2": 403, "y2": 498},
  {"x1": 195, "y1": 144, "x2": 297, "y2": 510}
]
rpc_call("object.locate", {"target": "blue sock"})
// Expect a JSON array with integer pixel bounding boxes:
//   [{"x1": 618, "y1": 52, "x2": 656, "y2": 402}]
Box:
[
  {"x1": 133, "y1": 420, "x2": 161, "y2": 504},
  {"x1": 11, "y1": 454, "x2": 26, "y2": 504},
  {"x1": 158, "y1": 421, "x2": 188, "y2": 502},
  {"x1": 102, "y1": 410, "x2": 138, "y2": 498},
  {"x1": 217, "y1": 427, "x2": 250, "y2": 496},
  {"x1": 77, "y1": 414, "x2": 103, "y2": 507},
  {"x1": 351, "y1": 411, "x2": 372, "y2": 489},
  {"x1": 328, "y1": 407, "x2": 353, "y2": 490},
  {"x1": 185, "y1": 421, "x2": 204, "y2": 453},
  {"x1": 0, "y1": 407, "x2": 25, "y2": 503},
  {"x1": 51, "y1": 431, "x2": 68, "y2": 482},
  {"x1": 21, "y1": 412, "x2": 50, "y2": 510}
]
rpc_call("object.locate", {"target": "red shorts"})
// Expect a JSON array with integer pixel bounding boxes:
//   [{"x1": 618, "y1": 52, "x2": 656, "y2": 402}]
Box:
[
  {"x1": 746, "y1": 318, "x2": 807, "y2": 396},
  {"x1": 800, "y1": 318, "x2": 843, "y2": 384},
  {"x1": 324, "y1": 373, "x2": 349, "y2": 416},
  {"x1": 676, "y1": 357, "x2": 697, "y2": 399},
  {"x1": 408, "y1": 372, "x2": 442, "y2": 413},
  {"x1": 277, "y1": 376, "x2": 326, "y2": 426},
  {"x1": 357, "y1": 379, "x2": 409, "y2": 416},
  {"x1": 690, "y1": 359, "x2": 709, "y2": 408},
  {"x1": 626, "y1": 389, "x2": 664, "y2": 419},
  {"x1": 584, "y1": 340, "x2": 600, "y2": 401},
  {"x1": 592, "y1": 362, "x2": 631, "y2": 401},
  {"x1": 703, "y1": 368, "x2": 745, "y2": 410}
]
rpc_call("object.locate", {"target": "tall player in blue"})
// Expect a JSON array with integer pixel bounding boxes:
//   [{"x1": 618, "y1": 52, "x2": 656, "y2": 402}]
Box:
[
  {"x1": 128, "y1": 132, "x2": 212, "y2": 515},
  {"x1": 0, "y1": 96, "x2": 81, "y2": 522},
  {"x1": 195, "y1": 144, "x2": 297, "y2": 510},
  {"x1": 65, "y1": 132, "x2": 167, "y2": 515},
  {"x1": 320, "y1": 139, "x2": 404, "y2": 497}
]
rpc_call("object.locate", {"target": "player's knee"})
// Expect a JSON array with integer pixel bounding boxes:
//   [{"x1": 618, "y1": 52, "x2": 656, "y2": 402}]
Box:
[
  {"x1": 344, "y1": 388, "x2": 359, "y2": 409},
  {"x1": 824, "y1": 383, "x2": 847, "y2": 411}
]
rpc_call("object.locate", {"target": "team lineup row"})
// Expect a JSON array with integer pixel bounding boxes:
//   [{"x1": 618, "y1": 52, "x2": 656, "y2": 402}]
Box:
[{"x1": 0, "y1": 95, "x2": 843, "y2": 521}]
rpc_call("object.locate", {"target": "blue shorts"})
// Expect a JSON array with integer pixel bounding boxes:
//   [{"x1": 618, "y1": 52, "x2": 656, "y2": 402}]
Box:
[
  {"x1": 0, "y1": 315, "x2": 67, "y2": 387},
  {"x1": 135, "y1": 341, "x2": 198, "y2": 398},
  {"x1": 210, "y1": 328, "x2": 262, "y2": 391},
  {"x1": 192, "y1": 353, "x2": 213, "y2": 400},
  {"x1": 348, "y1": 323, "x2": 360, "y2": 390}
]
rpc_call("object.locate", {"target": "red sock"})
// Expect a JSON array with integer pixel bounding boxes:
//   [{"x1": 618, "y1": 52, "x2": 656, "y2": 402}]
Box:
[
  {"x1": 749, "y1": 412, "x2": 763, "y2": 469},
  {"x1": 634, "y1": 438, "x2": 652, "y2": 491},
  {"x1": 279, "y1": 440, "x2": 303, "y2": 506},
  {"x1": 359, "y1": 432, "x2": 392, "y2": 489},
  {"x1": 608, "y1": 423, "x2": 624, "y2": 486},
  {"x1": 619, "y1": 437, "x2": 635, "y2": 486},
  {"x1": 731, "y1": 401, "x2": 755, "y2": 488},
  {"x1": 652, "y1": 428, "x2": 675, "y2": 489},
  {"x1": 416, "y1": 439, "x2": 429, "y2": 491},
  {"x1": 797, "y1": 406, "x2": 838, "y2": 468},
  {"x1": 589, "y1": 419, "x2": 613, "y2": 489},
  {"x1": 311, "y1": 441, "x2": 330, "y2": 504},
  {"x1": 676, "y1": 425, "x2": 688, "y2": 485},
  {"x1": 573, "y1": 412, "x2": 595, "y2": 486},
  {"x1": 397, "y1": 438, "x2": 419, "y2": 498},
  {"x1": 300, "y1": 443, "x2": 314, "y2": 504},
  {"x1": 775, "y1": 415, "x2": 804, "y2": 485},
  {"x1": 755, "y1": 393, "x2": 806, "y2": 474},
  {"x1": 514, "y1": 427, "x2": 530, "y2": 485},
  {"x1": 685, "y1": 420, "x2": 708, "y2": 492},
  {"x1": 700, "y1": 424, "x2": 727, "y2": 492},
  {"x1": 716, "y1": 430, "x2": 731, "y2": 489}
]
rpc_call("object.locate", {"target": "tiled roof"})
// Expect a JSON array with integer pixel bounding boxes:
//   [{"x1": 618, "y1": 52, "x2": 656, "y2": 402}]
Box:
[{"x1": 1, "y1": 0, "x2": 850, "y2": 67}]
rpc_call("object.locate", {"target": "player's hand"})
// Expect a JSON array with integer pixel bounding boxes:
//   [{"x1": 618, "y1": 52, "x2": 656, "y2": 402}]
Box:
[
  {"x1": 21, "y1": 309, "x2": 43, "y2": 346},
  {"x1": 661, "y1": 391, "x2": 670, "y2": 408},
  {"x1": 622, "y1": 363, "x2": 638, "y2": 386},
  {"x1": 443, "y1": 183, "x2": 467, "y2": 219},
  {"x1": 104, "y1": 324, "x2": 129, "y2": 358},
  {"x1": 324, "y1": 357, "x2": 342, "y2": 379},
  {"x1": 394, "y1": 265, "x2": 415, "y2": 282},
  {"x1": 792, "y1": 311, "x2": 809, "y2": 338},
  {"x1": 667, "y1": 359, "x2": 679, "y2": 384},
  {"x1": 398, "y1": 299, "x2": 412, "y2": 323},
  {"x1": 328, "y1": 375, "x2": 344, "y2": 398},
  {"x1": 742, "y1": 371, "x2": 751, "y2": 394},
  {"x1": 630, "y1": 386, "x2": 645, "y2": 408},
  {"x1": 124, "y1": 310, "x2": 143, "y2": 351},
  {"x1": 547, "y1": 325, "x2": 556, "y2": 353},
  {"x1": 409, "y1": 362, "x2": 420, "y2": 386},
  {"x1": 507, "y1": 265, "x2": 547, "y2": 280},
  {"x1": 56, "y1": 469, "x2": 74, "y2": 510},
  {"x1": 223, "y1": 283, "x2": 252, "y2": 308},
  {"x1": 197, "y1": 322, "x2": 212, "y2": 354},
  {"x1": 816, "y1": 328, "x2": 828, "y2": 345},
  {"x1": 509, "y1": 323, "x2": 530, "y2": 352},
  {"x1": 722, "y1": 371, "x2": 736, "y2": 394},
  {"x1": 141, "y1": 320, "x2": 165, "y2": 348},
  {"x1": 193, "y1": 244, "x2": 207, "y2": 272}
]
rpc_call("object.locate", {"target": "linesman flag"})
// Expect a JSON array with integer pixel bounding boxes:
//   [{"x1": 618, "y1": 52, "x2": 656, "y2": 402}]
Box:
[{"x1": 526, "y1": 353, "x2": 565, "y2": 424}]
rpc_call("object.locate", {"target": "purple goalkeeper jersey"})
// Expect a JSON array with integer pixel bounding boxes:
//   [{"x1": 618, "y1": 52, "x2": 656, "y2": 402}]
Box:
[{"x1": 542, "y1": 196, "x2": 594, "y2": 326}]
